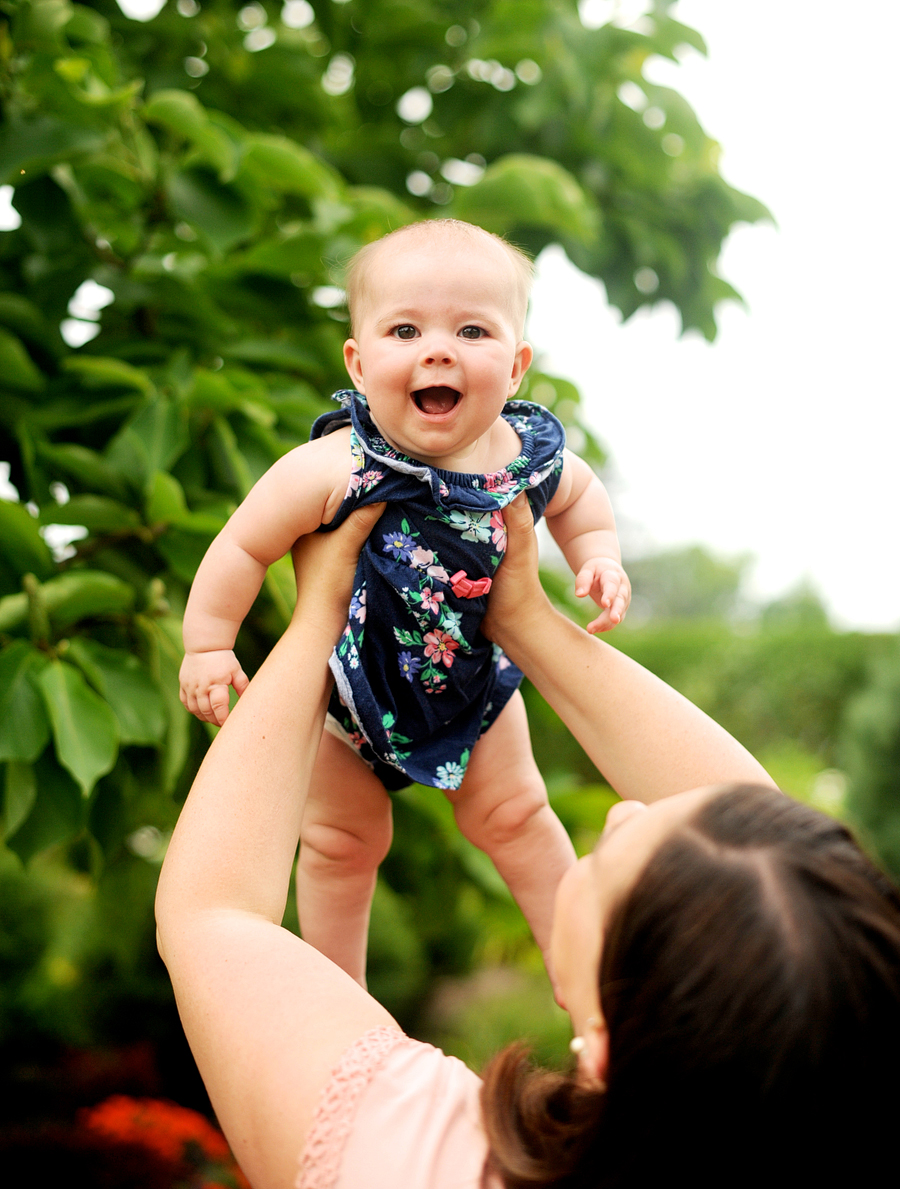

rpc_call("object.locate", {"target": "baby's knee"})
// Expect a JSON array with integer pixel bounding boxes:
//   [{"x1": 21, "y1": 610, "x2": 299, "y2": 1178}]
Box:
[
  {"x1": 456, "y1": 781, "x2": 549, "y2": 850},
  {"x1": 300, "y1": 817, "x2": 391, "y2": 876}
]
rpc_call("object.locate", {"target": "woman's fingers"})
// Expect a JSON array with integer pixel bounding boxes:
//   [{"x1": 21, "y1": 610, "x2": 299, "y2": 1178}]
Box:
[
  {"x1": 291, "y1": 503, "x2": 386, "y2": 627},
  {"x1": 483, "y1": 494, "x2": 546, "y2": 642}
]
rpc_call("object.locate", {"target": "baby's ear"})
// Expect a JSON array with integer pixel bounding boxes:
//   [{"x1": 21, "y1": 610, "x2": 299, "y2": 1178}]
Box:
[
  {"x1": 343, "y1": 338, "x2": 365, "y2": 392},
  {"x1": 508, "y1": 340, "x2": 533, "y2": 395}
]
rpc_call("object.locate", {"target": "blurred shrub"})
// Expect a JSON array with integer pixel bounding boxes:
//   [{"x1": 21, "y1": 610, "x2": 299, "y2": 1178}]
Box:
[{"x1": 841, "y1": 640, "x2": 900, "y2": 881}]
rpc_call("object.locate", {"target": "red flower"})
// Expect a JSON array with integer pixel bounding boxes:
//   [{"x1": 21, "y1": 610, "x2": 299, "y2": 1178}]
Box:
[
  {"x1": 80, "y1": 1096, "x2": 250, "y2": 1188},
  {"x1": 423, "y1": 629, "x2": 458, "y2": 667}
]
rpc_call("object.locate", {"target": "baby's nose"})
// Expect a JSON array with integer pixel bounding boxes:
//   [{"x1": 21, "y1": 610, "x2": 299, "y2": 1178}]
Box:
[{"x1": 420, "y1": 334, "x2": 456, "y2": 365}]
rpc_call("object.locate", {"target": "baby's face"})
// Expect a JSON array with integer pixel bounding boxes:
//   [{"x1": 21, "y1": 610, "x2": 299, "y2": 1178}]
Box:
[{"x1": 343, "y1": 236, "x2": 532, "y2": 471}]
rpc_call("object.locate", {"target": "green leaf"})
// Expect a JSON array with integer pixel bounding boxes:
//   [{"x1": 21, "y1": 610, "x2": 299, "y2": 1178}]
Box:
[
  {"x1": 242, "y1": 135, "x2": 341, "y2": 199},
  {"x1": 146, "y1": 469, "x2": 188, "y2": 524},
  {"x1": 39, "y1": 494, "x2": 141, "y2": 533},
  {"x1": 207, "y1": 415, "x2": 256, "y2": 500},
  {"x1": 223, "y1": 339, "x2": 320, "y2": 373},
  {"x1": 36, "y1": 441, "x2": 130, "y2": 499},
  {"x1": 0, "y1": 570, "x2": 135, "y2": 634},
  {"x1": 0, "y1": 499, "x2": 55, "y2": 579},
  {"x1": 166, "y1": 169, "x2": 256, "y2": 252},
  {"x1": 66, "y1": 637, "x2": 166, "y2": 747},
  {"x1": 155, "y1": 525, "x2": 217, "y2": 585},
  {"x1": 237, "y1": 229, "x2": 327, "y2": 278},
  {"x1": 263, "y1": 554, "x2": 295, "y2": 631},
  {"x1": 0, "y1": 292, "x2": 58, "y2": 352},
  {"x1": 38, "y1": 659, "x2": 119, "y2": 795},
  {"x1": 3, "y1": 760, "x2": 37, "y2": 840},
  {"x1": 453, "y1": 155, "x2": 600, "y2": 244},
  {"x1": 105, "y1": 399, "x2": 189, "y2": 488},
  {"x1": 393, "y1": 628, "x2": 423, "y2": 647},
  {"x1": 5, "y1": 751, "x2": 84, "y2": 864},
  {"x1": 0, "y1": 642, "x2": 51, "y2": 763},
  {"x1": 62, "y1": 355, "x2": 155, "y2": 395},
  {"x1": 137, "y1": 615, "x2": 191, "y2": 794},
  {"x1": 144, "y1": 89, "x2": 237, "y2": 178},
  {"x1": 0, "y1": 117, "x2": 105, "y2": 183},
  {"x1": 0, "y1": 327, "x2": 45, "y2": 391}
]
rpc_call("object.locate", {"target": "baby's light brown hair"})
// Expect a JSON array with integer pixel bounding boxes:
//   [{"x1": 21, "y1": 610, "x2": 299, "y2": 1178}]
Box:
[{"x1": 344, "y1": 220, "x2": 534, "y2": 337}]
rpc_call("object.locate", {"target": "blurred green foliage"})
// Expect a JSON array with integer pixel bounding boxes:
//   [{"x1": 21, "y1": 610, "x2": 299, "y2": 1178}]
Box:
[
  {"x1": 6, "y1": 0, "x2": 889, "y2": 1081},
  {"x1": 841, "y1": 640, "x2": 900, "y2": 882}
]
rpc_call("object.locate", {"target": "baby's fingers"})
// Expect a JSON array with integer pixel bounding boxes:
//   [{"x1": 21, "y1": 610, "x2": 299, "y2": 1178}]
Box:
[
  {"x1": 207, "y1": 684, "x2": 232, "y2": 727},
  {"x1": 574, "y1": 563, "x2": 598, "y2": 599},
  {"x1": 183, "y1": 684, "x2": 231, "y2": 726},
  {"x1": 586, "y1": 609, "x2": 614, "y2": 635}
]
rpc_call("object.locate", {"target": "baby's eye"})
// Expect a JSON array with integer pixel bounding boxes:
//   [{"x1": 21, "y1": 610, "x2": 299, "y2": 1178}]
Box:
[
  {"x1": 459, "y1": 326, "x2": 486, "y2": 340},
  {"x1": 392, "y1": 324, "x2": 418, "y2": 340}
]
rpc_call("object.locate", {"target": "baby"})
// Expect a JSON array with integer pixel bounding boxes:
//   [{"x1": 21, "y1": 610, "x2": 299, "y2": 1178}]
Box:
[{"x1": 179, "y1": 220, "x2": 630, "y2": 989}]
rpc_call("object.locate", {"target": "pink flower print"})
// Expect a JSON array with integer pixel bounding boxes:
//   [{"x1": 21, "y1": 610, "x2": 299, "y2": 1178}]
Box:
[
  {"x1": 362, "y1": 469, "x2": 384, "y2": 492},
  {"x1": 424, "y1": 629, "x2": 458, "y2": 668},
  {"x1": 420, "y1": 586, "x2": 444, "y2": 614},
  {"x1": 410, "y1": 546, "x2": 451, "y2": 585},
  {"x1": 490, "y1": 509, "x2": 507, "y2": 552},
  {"x1": 484, "y1": 468, "x2": 516, "y2": 495},
  {"x1": 410, "y1": 546, "x2": 436, "y2": 569}
]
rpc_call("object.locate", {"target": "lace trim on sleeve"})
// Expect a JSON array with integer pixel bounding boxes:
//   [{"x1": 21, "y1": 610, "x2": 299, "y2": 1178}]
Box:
[{"x1": 297, "y1": 1026, "x2": 408, "y2": 1189}]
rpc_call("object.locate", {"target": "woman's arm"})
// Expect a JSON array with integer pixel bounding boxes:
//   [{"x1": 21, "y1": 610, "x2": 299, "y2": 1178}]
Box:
[
  {"x1": 484, "y1": 496, "x2": 775, "y2": 803},
  {"x1": 157, "y1": 504, "x2": 395, "y2": 1189}
]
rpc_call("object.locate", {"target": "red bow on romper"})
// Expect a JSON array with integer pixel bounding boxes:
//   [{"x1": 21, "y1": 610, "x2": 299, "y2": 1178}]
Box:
[{"x1": 450, "y1": 571, "x2": 493, "y2": 599}]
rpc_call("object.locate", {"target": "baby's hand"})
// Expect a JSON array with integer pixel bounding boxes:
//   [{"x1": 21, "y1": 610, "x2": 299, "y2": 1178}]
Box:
[
  {"x1": 179, "y1": 649, "x2": 250, "y2": 726},
  {"x1": 574, "y1": 557, "x2": 631, "y2": 634}
]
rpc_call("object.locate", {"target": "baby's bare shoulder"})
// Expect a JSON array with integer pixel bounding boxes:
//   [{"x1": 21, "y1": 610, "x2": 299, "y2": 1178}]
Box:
[
  {"x1": 273, "y1": 426, "x2": 353, "y2": 485},
  {"x1": 239, "y1": 427, "x2": 354, "y2": 529}
]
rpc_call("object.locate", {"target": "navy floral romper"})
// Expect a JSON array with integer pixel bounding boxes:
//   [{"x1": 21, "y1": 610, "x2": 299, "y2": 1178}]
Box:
[{"x1": 313, "y1": 390, "x2": 565, "y2": 791}]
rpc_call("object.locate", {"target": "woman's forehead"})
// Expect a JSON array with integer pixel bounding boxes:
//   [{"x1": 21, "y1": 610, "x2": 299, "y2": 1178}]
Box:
[{"x1": 592, "y1": 787, "x2": 724, "y2": 881}]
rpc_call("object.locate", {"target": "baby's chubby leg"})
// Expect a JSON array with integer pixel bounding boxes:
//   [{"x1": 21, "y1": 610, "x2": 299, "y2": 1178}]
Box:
[
  {"x1": 296, "y1": 727, "x2": 393, "y2": 988},
  {"x1": 442, "y1": 690, "x2": 576, "y2": 993}
]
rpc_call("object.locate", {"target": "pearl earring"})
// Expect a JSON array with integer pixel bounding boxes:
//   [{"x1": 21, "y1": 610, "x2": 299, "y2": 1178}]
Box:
[{"x1": 569, "y1": 1016, "x2": 599, "y2": 1055}]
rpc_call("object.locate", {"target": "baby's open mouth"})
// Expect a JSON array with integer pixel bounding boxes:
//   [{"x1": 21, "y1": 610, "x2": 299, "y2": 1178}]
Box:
[{"x1": 413, "y1": 386, "x2": 461, "y2": 415}]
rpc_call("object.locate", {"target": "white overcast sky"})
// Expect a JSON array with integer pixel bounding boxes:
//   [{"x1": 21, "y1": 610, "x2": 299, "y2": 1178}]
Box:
[{"x1": 530, "y1": 0, "x2": 900, "y2": 631}]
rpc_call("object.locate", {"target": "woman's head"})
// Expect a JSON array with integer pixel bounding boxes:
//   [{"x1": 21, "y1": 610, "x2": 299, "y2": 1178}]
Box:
[{"x1": 485, "y1": 785, "x2": 900, "y2": 1187}]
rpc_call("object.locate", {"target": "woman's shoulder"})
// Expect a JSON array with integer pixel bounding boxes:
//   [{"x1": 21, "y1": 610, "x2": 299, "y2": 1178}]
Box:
[{"x1": 298, "y1": 1026, "x2": 497, "y2": 1189}]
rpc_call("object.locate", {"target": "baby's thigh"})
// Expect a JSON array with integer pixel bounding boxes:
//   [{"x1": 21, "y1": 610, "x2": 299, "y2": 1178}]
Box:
[
  {"x1": 304, "y1": 726, "x2": 393, "y2": 837},
  {"x1": 446, "y1": 690, "x2": 546, "y2": 815}
]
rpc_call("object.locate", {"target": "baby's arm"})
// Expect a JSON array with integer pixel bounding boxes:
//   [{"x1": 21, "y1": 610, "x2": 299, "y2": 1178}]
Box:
[
  {"x1": 180, "y1": 429, "x2": 353, "y2": 725},
  {"x1": 544, "y1": 450, "x2": 631, "y2": 634}
]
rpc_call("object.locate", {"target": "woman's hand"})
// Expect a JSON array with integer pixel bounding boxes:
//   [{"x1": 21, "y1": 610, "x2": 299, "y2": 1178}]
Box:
[
  {"x1": 290, "y1": 505, "x2": 385, "y2": 638},
  {"x1": 482, "y1": 494, "x2": 552, "y2": 648}
]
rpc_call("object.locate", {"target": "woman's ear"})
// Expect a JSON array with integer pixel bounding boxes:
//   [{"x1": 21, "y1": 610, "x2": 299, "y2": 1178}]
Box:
[
  {"x1": 507, "y1": 340, "x2": 533, "y2": 396},
  {"x1": 343, "y1": 339, "x2": 365, "y2": 392}
]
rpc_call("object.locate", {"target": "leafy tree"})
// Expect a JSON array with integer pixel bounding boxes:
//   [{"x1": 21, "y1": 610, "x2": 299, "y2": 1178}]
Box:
[{"x1": 0, "y1": 0, "x2": 768, "y2": 1037}]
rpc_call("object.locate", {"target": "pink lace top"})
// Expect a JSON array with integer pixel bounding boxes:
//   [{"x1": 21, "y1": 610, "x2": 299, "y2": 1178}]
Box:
[{"x1": 297, "y1": 1026, "x2": 499, "y2": 1189}]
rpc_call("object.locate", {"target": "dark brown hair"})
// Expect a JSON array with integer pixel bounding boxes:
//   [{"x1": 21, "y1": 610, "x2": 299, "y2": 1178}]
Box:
[{"x1": 482, "y1": 785, "x2": 900, "y2": 1187}]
